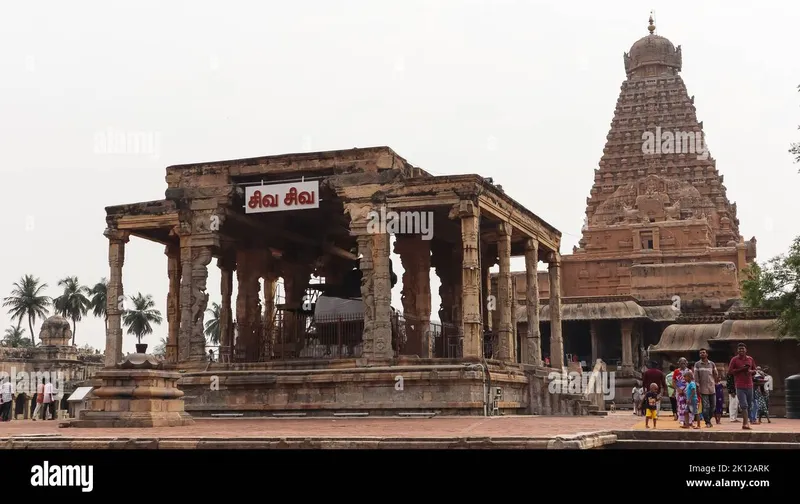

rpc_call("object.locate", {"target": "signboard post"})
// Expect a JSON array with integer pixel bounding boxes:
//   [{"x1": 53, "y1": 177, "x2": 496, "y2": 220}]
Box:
[{"x1": 245, "y1": 180, "x2": 319, "y2": 213}]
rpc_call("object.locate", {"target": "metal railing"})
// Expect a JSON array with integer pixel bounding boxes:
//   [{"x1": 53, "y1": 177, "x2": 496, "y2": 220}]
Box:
[{"x1": 204, "y1": 311, "x2": 469, "y2": 363}]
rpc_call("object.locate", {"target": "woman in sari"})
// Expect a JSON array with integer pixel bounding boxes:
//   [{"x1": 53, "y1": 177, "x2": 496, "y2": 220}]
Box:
[
  {"x1": 754, "y1": 374, "x2": 770, "y2": 424},
  {"x1": 673, "y1": 358, "x2": 689, "y2": 425}
]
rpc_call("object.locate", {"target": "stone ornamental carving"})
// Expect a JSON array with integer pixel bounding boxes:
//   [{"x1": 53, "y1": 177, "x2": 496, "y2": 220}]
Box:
[{"x1": 38, "y1": 315, "x2": 73, "y2": 346}]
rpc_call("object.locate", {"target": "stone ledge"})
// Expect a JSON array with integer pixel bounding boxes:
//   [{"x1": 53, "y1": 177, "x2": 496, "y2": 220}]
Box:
[{"x1": 0, "y1": 434, "x2": 615, "y2": 449}]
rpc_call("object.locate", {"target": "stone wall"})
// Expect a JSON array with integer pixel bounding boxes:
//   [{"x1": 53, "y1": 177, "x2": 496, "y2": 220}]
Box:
[
  {"x1": 629, "y1": 262, "x2": 740, "y2": 304},
  {"x1": 179, "y1": 361, "x2": 527, "y2": 416}
]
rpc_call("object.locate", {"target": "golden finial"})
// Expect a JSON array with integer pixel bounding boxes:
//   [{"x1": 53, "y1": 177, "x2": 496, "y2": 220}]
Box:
[{"x1": 648, "y1": 11, "x2": 656, "y2": 34}]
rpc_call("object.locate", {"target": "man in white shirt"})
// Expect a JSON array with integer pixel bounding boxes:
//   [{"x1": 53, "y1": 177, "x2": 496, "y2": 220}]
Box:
[
  {"x1": 0, "y1": 378, "x2": 13, "y2": 421},
  {"x1": 43, "y1": 380, "x2": 56, "y2": 420},
  {"x1": 32, "y1": 379, "x2": 44, "y2": 420}
]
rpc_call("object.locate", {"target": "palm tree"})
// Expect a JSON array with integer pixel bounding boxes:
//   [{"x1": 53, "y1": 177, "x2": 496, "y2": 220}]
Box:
[
  {"x1": 204, "y1": 302, "x2": 221, "y2": 345},
  {"x1": 122, "y1": 293, "x2": 163, "y2": 346},
  {"x1": 153, "y1": 337, "x2": 168, "y2": 357},
  {"x1": 53, "y1": 276, "x2": 91, "y2": 346},
  {"x1": 2, "y1": 322, "x2": 33, "y2": 348},
  {"x1": 89, "y1": 278, "x2": 109, "y2": 332},
  {"x1": 2, "y1": 274, "x2": 51, "y2": 341}
]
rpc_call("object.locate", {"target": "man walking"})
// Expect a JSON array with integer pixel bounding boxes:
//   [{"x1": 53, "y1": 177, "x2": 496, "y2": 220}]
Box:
[
  {"x1": 0, "y1": 377, "x2": 13, "y2": 421},
  {"x1": 728, "y1": 343, "x2": 756, "y2": 430},
  {"x1": 694, "y1": 348, "x2": 718, "y2": 428},
  {"x1": 43, "y1": 379, "x2": 56, "y2": 420}
]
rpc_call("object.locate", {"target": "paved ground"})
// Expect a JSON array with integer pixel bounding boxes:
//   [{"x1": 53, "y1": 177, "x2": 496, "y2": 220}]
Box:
[
  {"x1": 1, "y1": 413, "x2": 639, "y2": 438},
  {"x1": 631, "y1": 413, "x2": 799, "y2": 432},
  {"x1": 2, "y1": 412, "x2": 798, "y2": 439}
]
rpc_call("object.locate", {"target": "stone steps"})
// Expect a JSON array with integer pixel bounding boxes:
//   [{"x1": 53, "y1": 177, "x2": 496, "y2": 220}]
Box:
[
  {"x1": 610, "y1": 439, "x2": 800, "y2": 449},
  {"x1": 613, "y1": 429, "x2": 800, "y2": 443}
]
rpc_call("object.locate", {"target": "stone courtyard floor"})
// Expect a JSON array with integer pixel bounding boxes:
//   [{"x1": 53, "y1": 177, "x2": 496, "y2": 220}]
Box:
[{"x1": 1, "y1": 412, "x2": 799, "y2": 439}]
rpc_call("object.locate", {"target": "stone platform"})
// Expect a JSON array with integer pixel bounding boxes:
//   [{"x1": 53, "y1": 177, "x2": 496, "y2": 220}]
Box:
[
  {"x1": 3, "y1": 413, "x2": 800, "y2": 449},
  {"x1": 69, "y1": 354, "x2": 194, "y2": 428},
  {"x1": 177, "y1": 359, "x2": 598, "y2": 417}
]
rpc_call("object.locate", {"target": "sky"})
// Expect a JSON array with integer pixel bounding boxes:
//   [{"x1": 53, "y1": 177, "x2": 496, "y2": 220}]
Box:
[{"x1": 1, "y1": 0, "x2": 798, "y2": 354}]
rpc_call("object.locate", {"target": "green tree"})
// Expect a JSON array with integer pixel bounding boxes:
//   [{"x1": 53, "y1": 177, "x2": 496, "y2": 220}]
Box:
[
  {"x1": 792, "y1": 84, "x2": 800, "y2": 165},
  {"x1": 204, "y1": 302, "x2": 221, "y2": 345},
  {"x1": 2, "y1": 322, "x2": 33, "y2": 348},
  {"x1": 53, "y1": 276, "x2": 91, "y2": 346},
  {"x1": 89, "y1": 278, "x2": 109, "y2": 333},
  {"x1": 2, "y1": 274, "x2": 51, "y2": 341},
  {"x1": 122, "y1": 293, "x2": 163, "y2": 345},
  {"x1": 153, "y1": 337, "x2": 168, "y2": 357},
  {"x1": 741, "y1": 236, "x2": 800, "y2": 340}
]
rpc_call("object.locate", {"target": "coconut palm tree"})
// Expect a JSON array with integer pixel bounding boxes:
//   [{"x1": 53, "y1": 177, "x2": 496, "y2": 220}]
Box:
[
  {"x1": 89, "y1": 278, "x2": 109, "y2": 332},
  {"x1": 2, "y1": 274, "x2": 51, "y2": 341},
  {"x1": 2, "y1": 322, "x2": 33, "y2": 348},
  {"x1": 153, "y1": 336, "x2": 168, "y2": 357},
  {"x1": 53, "y1": 276, "x2": 91, "y2": 346},
  {"x1": 204, "y1": 302, "x2": 221, "y2": 345},
  {"x1": 122, "y1": 293, "x2": 163, "y2": 347}
]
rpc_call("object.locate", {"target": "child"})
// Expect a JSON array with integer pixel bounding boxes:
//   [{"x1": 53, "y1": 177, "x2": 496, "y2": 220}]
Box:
[
  {"x1": 632, "y1": 382, "x2": 644, "y2": 416},
  {"x1": 714, "y1": 377, "x2": 724, "y2": 425},
  {"x1": 644, "y1": 383, "x2": 660, "y2": 429},
  {"x1": 684, "y1": 371, "x2": 699, "y2": 429}
]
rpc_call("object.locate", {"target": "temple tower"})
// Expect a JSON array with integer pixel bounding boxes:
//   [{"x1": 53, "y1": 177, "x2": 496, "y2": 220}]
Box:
[{"x1": 580, "y1": 15, "x2": 749, "y2": 251}]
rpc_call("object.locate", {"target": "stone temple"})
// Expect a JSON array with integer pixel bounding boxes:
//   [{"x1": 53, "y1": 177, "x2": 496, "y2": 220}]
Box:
[
  {"x1": 499, "y1": 17, "x2": 800, "y2": 413},
  {"x1": 94, "y1": 145, "x2": 605, "y2": 419},
  {"x1": 85, "y1": 17, "x2": 799, "y2": 421}
]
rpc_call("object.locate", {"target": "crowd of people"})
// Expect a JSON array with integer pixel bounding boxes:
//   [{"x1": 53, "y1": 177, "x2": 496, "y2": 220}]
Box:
[
  {"x1": 0, "y1": 377, "x2": 61, "y2": 421},
  {"x1": 632, "y1": 343, "x2": 772, "y2": 429}
]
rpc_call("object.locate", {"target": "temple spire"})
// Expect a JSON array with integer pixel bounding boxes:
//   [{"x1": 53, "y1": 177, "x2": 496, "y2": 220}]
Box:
[{"x1": 648, "y1": 11, "x2": 656, "y2": 34}]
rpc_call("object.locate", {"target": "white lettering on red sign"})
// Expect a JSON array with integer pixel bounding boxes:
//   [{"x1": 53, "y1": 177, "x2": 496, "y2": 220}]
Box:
[{"x1": 245, "y1": 181, "x2": 319, "y2": 213}]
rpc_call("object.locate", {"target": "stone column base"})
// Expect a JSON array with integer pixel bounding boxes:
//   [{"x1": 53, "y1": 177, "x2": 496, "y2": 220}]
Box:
[{"x1": 67, "y1": 354, "x2": 194, "y2": 428}]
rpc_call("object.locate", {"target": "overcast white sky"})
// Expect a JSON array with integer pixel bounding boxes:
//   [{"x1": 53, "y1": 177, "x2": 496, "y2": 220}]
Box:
[{"x1": 1, "y1": 0, "x2": 798, "y2": 354}]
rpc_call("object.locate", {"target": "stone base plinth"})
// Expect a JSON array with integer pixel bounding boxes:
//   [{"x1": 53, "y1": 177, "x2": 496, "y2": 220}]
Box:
[
  {"x1": 68, "y1": 356, "x2": 194, "y2": 428},
  {"x1": 180, "y1": 359, "x2": 527, "y2": 417}
]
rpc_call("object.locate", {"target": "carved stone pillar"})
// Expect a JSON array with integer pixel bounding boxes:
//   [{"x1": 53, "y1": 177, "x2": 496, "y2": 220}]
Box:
[
  {"x1": 394, "y1": 235, "x2": 432, "y2": 357},
  {"x1": 356, "y1": 232, "x2": 393, "y2": 360},
  {"x1": 451, "y1": 201, "x2": 482, "y2": 359},
  {"x1": 523, "y1": 239, "x2": 541, "y2": 366},
  {"x1": 235, "y1": 249, "x2": 262, "y2": 362},
  {"x1": 481, "y1": 243, "x2": 493, "y2": 330},
  {"x1": 547, "y1": 253, "x2": 564, "y2": 370},
  {"x1": 189, "y1": 247, "x2": 213, "y2": 361},
  {"x1": 282, "y1": 263, "x2": 311, "y2": 352},
  {"x1": 261, "y1": 269, "x2": 277, "y2": 361},
  {"x1": 620, "y1": 320, "x2": 634, "y2": 376},
  {"x1": 104, "y1": 228, "x2": 129, "y2": 367},
  {"x1": 218, "y1": 255, "x2": 234, "y2": 363},
  {"x1": 431, "y1": 239, "x2": 454, "y2": 357},
  {"x1": 590, "y1": 321, "x2": 599, "y2": 365},
  {"x1": 165, "y1": 244, "x2": 180, "y2": 364},
  {"x1": 495, "y1": 222, "x2": 513, "y2": 361},
  {"x1": 344, "y1": 203, "x2": 391, "y2": 360},
  {"x1": 178, "y1": 242, "x2": 192, "y2": 362}
]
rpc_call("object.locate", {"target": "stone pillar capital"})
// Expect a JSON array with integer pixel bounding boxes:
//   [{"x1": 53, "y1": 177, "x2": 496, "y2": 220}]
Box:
[
  {"x1": 104, "y1": 228, "x2": 130, "y2": 243},
  {"x1": 545, "y1": 251, "x2": 561, "y2": 265},
  {"x1": 448, "y1": 200, "x2": 479, "y2": 220},
  {"x1": 524, "y1": 238, "x2": 539, "y2": 252},
  {"x1": 497, "y1": 221, "x2": 513, "y2": 237}
]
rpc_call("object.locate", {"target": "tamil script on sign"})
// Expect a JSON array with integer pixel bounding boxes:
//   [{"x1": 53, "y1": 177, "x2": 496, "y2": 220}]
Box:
[{"x1": 245, "y1": 180, "x2": 319, "y2": 213}]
